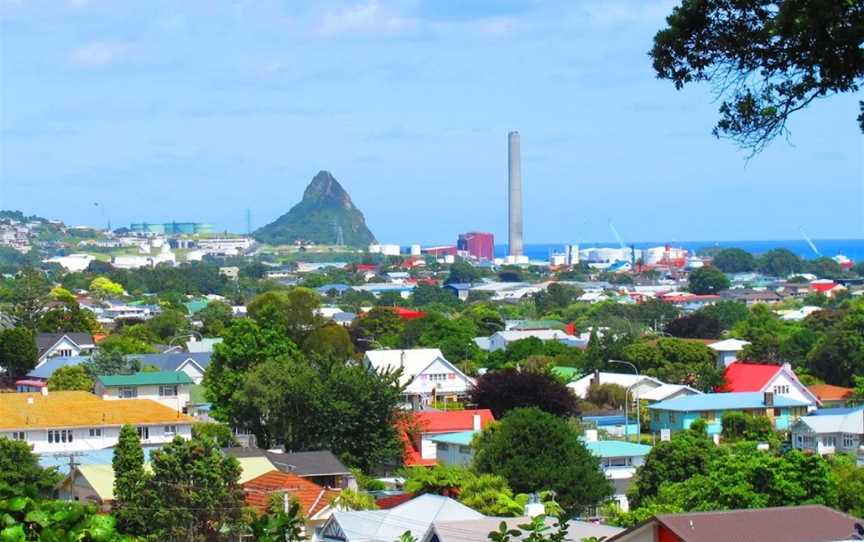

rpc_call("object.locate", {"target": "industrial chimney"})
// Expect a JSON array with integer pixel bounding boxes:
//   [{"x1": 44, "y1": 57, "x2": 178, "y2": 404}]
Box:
[{"x1": 508, "y1": 131, "x2": 523, "y2": 257}]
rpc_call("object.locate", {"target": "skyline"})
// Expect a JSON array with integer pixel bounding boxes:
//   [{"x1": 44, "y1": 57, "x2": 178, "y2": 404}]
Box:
[{"x1": 1, "y1": 1, "x2": 862, "y2": 245}]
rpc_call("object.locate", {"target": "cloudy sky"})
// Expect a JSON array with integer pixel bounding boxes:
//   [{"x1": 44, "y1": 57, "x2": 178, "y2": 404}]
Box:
[{"x1": 1, "y1": 0, "x2": 861, "y2": 244}]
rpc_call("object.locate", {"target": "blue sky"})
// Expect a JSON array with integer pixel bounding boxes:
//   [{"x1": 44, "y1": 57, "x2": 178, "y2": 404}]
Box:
[{"x1": 1, "y1": 0, "x2": 862, "y2": 245}]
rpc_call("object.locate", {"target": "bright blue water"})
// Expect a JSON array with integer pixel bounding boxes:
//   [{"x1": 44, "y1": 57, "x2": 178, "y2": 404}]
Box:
[{"x1": 494, "y1": 239, "x2": 864, "y2": 262}]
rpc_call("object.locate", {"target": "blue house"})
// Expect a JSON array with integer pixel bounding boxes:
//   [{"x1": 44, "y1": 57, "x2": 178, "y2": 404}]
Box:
[{"x1": 648, "y1": 392, "x2": 810, "y2": 436}]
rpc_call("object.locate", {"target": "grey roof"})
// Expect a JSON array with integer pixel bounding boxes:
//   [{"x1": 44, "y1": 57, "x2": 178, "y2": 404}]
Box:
[
  {"x1": 36, "y1": 332, "x2": 94, "y2": 357},
  {"x1": 795, "y1": 410, "x2": 864, "y2": 435},
  {"x1": 425, "y1": 518, "x2": 622, "y2": 542},
  {"x1": 28, "y1": 356, "x2": 85, "y2": 379},
  {"x1": 222, "y1": 448, "x2": 350, "y2": 477},
  {"x1": 26, "y1": 352, "x2": 212, "y2": 380},
  {"x1": 323, "y1": 495, "x2": 483, "y2": 542}
]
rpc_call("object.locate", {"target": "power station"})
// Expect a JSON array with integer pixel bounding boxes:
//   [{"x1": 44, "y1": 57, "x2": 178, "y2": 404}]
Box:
[{"x1": 508, "y1": 131, "x2": 523, "y2": 257}]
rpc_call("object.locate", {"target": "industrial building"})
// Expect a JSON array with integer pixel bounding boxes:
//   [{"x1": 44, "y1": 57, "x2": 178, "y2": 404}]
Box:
[
  {"x1": 457, "y1": 232, "x2": 494, "y2": 261},
  {"x1": 507, "y1": 131, "x2": 523, "y2": 257},
  {"x1": 128, "y1": 222, "x2": 212, "y2": 235}
]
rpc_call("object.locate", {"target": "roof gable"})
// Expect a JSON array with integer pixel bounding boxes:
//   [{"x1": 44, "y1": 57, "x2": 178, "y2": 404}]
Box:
[
  {"x1": 720, "y1": 362, "x2": 781, "y2": 392},
  {"x1": 242, "y1": 470, "x2": 338, "y2": 518}
]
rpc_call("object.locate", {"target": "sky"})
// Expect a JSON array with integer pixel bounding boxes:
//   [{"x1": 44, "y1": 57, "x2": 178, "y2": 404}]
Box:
[{"x1": 0, "y1": 0, "x2": 862, "y2": 245}]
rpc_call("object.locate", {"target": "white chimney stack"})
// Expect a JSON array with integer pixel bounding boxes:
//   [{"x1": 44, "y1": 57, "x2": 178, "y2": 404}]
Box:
[{"x1": 473, "y1": 414, "x2": 482, "y2": 432}]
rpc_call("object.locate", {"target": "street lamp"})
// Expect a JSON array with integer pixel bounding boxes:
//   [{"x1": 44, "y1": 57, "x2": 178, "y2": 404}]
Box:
[{"x1": 610, "y1": 360, "x2": 640, "y2": 442}]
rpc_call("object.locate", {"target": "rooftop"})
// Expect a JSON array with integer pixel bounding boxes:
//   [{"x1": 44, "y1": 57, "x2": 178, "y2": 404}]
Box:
[
  {"x1": 808, "y1": 383, "x2": 854, "y2": 402},
  {"x1": 648, "y1": 392, "x2": 810, "y2": 412},
  {"x1": 242, "y1": 470, "x2": 339, "y2": 518},
  {"x1": 428, "y1": 431, "x2": 477, "y2": 447},
  {"x1": 96, "y1": 371, "x2": 194, "y2": 387},
  {"x1": 719, "y1": 362, "x2": 782, "y2": 392},
  {"x1": 0, "y1": 391, "x2": 195, "y2": 430},
  {"x1": 584, "y1": 440, "x2": 652, "y2": 458}
]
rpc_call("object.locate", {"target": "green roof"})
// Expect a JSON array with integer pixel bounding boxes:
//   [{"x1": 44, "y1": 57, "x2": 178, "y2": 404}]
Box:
[
  {"x1": 551, "y1": 366, "x2": 581, "y2": 381},
  {"x1": 584, "y1": 440, "x2": 652, "y2": 458},
  {"x1": 511, "y1": 319, "x2": 567, "y2": 331},
  {"x1": 428, "y1": 431, "x2": 477, "y2": 446},
  {"x1": 96, "y1": 371, "x2": 193, "y2": 387},
  {"x1": 184, "y1": 298, "x2": 210, "y2": 314}
]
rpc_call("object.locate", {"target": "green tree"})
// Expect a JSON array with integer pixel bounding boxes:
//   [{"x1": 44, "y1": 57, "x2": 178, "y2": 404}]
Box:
[
  {"x1": 350, "y1": 306, "x2": 404, "y2": 349},
  {"x1": 806, "y1": 301, "x2": 864, "y2": 386},
  {"x1": 0, "y1": 437, "x2": 62, "y2": 499},
  {"x1": 8, "y1": 268, "x2": 51, "y2": 329},
  {"x1": 112, "y1": 425, "x2": 149, "y2": 536},
  {"x1": 687, "y1": 266, "x2": 729, "y2": 295},
  {"x1": 651, "y1": 0, "x2": 864, "y2": 152},
  {"x1": 699, "y1": 300, "x2": 749, "y2": 331},
  {"x1": 249, "y1": 495, "x2": 305, "y2": 542},
  {"x1": 622, "y1": 338, "x2": 722, "y2": 391},
  {"x1": 146, "y1": 435, "x2": 245, "y2": 542},
  {"x1": 473, "y1": 407, "x2": 612, "y2": 515},
  {"x1": 47, "y1": 365, "x2": 93, "y2": 391},
  {"x1": 197, "y1": 301, "x2": 234, "y2": 336},
  {"x1": 0, "y1": 327, "x2": 38, "y2": 379},
  {"x1": 82, "y1": 350, "x2": 141, "y2": 377},
  {"x1": 145, "y1": 309, "x2": 189, "y2": 342},
  {"x1": 832, "y1": 454, "x2": 864, "y2": 518},
  {"x1": 446, "y1": 261, "x2": 481, "y2": 284},
  {"x1": 533, "y1": 283, "x2": 582, "y2": 315},
  {"x1": 192, "y1": 422, "x2": 239, "y2": 448},
  {"x1": 97, "y1": 334, "x2": 156, "y2": 355},
  {"x1": 302, "y1": 323, "x2": 355, "y2": 367},
  {"x1": 711, "y1": 248, "x2": 755, "y2": 273},
  {"x1": 757, "y1": 249, "x2": 803, "y2": 277},
  {"x1": 664, "y1": 313, "x2": 722, "y2": 340},
  {"x1": 333, "y1": 489, "x2": 379, "y2": 511},
  {"x1": 720, "y1": 412, "x2": 776, "y2": 444},
  {"x1": 39, "y1": 299, "x2": 101, "y2": 335},
  {"x1": 247, "y1": 288, "x2": 321, "y2": 344},
  {"x1": 462, "y1": 304, "x2": 505, "y2": 336},
  {"x1": 733, "y1": 303, "x2": 790, "y2": 362},
  {"x1": 89, "y1": 276, "x2": 125, "y2": 299},
  {"x1": 414, "y1": 312, "x2": 480, "y2": 363},
  {"x1": 805, "y1": 257, "x2": 845, "y2": 280},
  {"x1": 0, "y1": 497, "x2": 126, "y2": 541},
  {"x1": 402, "y1": 464, "x2": 472, "y2": 496}
]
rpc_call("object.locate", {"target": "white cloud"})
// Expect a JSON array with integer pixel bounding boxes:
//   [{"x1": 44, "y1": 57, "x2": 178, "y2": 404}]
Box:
[
  {"x1": 67, "y1": 40, "x2": 133, "y2": 68},
  {"x1": 313, "y1": 0, "x2": 417, "y2": 37}
]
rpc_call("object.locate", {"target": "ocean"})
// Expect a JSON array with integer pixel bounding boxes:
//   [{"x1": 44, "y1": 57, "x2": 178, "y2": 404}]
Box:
[{"x1": 493, "y1": 239, "x2": 864, "y2": 263}]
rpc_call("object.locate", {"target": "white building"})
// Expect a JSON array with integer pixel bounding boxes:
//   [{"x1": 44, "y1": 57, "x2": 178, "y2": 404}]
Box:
[
  {"x1": 36, "y1": 333, "x2": 95, "y2": 364},
  {"x1": 791, "y1": 407, "x2": 864, "y2": 455},
  {"x1": 583, "y1": 431, "x2": 652, "y2": 512},
  {"x1": 0, "y1": 390, "x2": 195, "y2": 454},
  {"x1": 482, "y1": 329, "x2": 580, "y2": 352},
  {"x1": 363, "y1": 348, "x2": 474, "y2": 408},
  {"x1": 708, "y1": 338, "x2": 751, "y2": 368},
  {"x1": 569, "y1": 371, "x2": 665, "y2": 402},
  {"x1": 94, "y1": 372, "x2": 193, "y2": 412},
  {"x1": 44, "y1": 254, "x2": 95, "y2": 272}
]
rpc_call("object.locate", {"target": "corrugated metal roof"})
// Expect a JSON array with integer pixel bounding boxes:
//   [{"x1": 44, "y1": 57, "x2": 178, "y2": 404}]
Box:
[
  {"x1": 648, "y1": 392, "x2": 810, "y2": 412},
  {"x1": 428, "y1": 431, "x2": 477, "y2": 446},
  {"x1": 97, "y1": 371, "x2": 193, "y2": 387},
  {"x1": 584, "y1": 440, "x2": 652, "y2": 458}
]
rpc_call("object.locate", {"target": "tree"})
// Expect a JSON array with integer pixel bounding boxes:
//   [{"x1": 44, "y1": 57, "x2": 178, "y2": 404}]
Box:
[
  {"x1": 622, "y1": 338, "x2": 722, "y2": 391},
  {"x1": 473, "y1": 408, "x2": 612, "y2": 514},
  {"x1": 112, "y1": 425, "x2": 149, "y2": 535},
  {"x1": 0, "y1": 327, "x2": 38, "y2": 379},
  {"x1": 413, "y1": 312, "x2": 480, "y2": 363},
  {"x1": 0, "y1": 497, "x2": 126, "y2": 541},
  {"x1": 192, "y1": 422, "x2": 239, "y2": 448},
  {"x1": 146, "y1": 435, "x2": 245, "y2": 542},
  {"x1": 627, "y1": 421, "x2": 720, "y2": 508},
  {"x1": 0, "y1": 437, "x2": 62, "y2": 499},
  {"x1": 733, "y1": 303, "x2": 790, "y2": 362},
  {"x1": 699, "y1": 300, "x2": 750, "y2": 331},
  {"x1": 302, "y1": 323, "x2": 355, "y2": 367},
  {"x1": 711, "y1": 248, "x2": 755, "y2": 273},
  {"x1": 89, "y1": 276, "x2": 125, "y2": 299},
  {"x1": 687, "y1": 266, "x2": 729, "y2": 295},
  {"x1": 720, "y1": 412, "x2": 776, "y2": 443},
  {"x1": 462, "y1": 304, "x2": 505, "y2": 336},
  {"x1": 805, "y1": 257, "x2": 845, "y2": 279},
  {"x1": 38, "y1": 302, "x2": 101, "y2": 334},
  {"x1": 8, "y1": 268, "x2": 50, "y2": 329},
  {"x1": 333, "y1": 489, "x2": 379, "y2": 511},
  {"x1": 82, "y1": 349, "x2": 141, "y2": 377},
  {"x1": 651, "y1": 0, "x2": 864, "y2": 153},
  {"x1": 533, "y1": 283, "x2": 582, "y2": 315},
  {"x1": 584, "y1": 383, "x2": 627, "y2": 409},
  {"x1": 664, "y1": 313, "x2": 722, "y2": 339},
  {"x1": 402, "y1": 464, "x2": 472, "y2": 497},
  {"x1": 249, "y1": 495, "x2": 305, "y2": 542},
  {"x1": 350, "y1": 307, "x2": 404, "y2": 349},
  {"x1": 757, "y1": 249, "x2": 803, "y2": 277},
  {"x1": 145, "y1": 308, "x2": 189, "y2": 342},
  {"x1": 247, "y1": 288, "x2": 321, "y2": 344},
  {"x1": 469, "y1": 368, "x2": 579, "y2": 419},
  {"x1": 806, "y1": 302, "x2": 864, "y2": 386},
  {"x1": 446, "y1": 261, "x2": 481, "y2": 284},
  {"x1": 96, "y1": 333, "x2": 156, "y2": 354},
  {"x1": 47, "y1": 365, "x2": 93, "y2": 391},
  {"x1": 197, "y1": 301, "x2": 234, "y2": 336},
  {"x1": 832, "y1": 454, "x2": 864, "y2": 519}
]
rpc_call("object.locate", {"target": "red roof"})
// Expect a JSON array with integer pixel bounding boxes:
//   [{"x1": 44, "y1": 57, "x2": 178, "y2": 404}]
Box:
[
  {"x1": 400, "y1": 409, "x2": 495, "y2": 466},
  {"x1": 376, "y1": 493, "x2": 415, "y2": 509},
  {"x1": 356, "y1": 264, "x2": 378, "y2": 272},
  {"x1": 392, "y1": 307, "x2": 426, "y2": 320},
  {"x1": 811, "y1": 282, "x2": 838, "y2": 293},
  {"x1": 661, "y1": 294, "x2": 722, "y2": 303},
  {"x1": 242, "y1": 470, "x2": 338, "y2": 518},
  {"x1": 719, "y1": 362, "x2": 782, "y2": 392},
  {"x1": 808, "y1": 384, "x2": 853, "y2": 402}
]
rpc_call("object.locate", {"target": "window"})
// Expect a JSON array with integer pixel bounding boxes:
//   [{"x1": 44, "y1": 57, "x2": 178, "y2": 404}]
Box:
[
  {"x1": 164, "y1": 425, "x2": 177, "y2": 437},
  {"x1": 159, "y1": 385, "x2": 178, "y2": 397},
  {"x1": 843, "y1": 434, "x2": 858, "y2": 448},
  {"x1": 652, "y1": 411, "x2": 660, "y2": 422},
  {"x1": 11, "y1": 431, "x2": 25, "y2": 441},
  {"x1": 137, "y1": 426, "x2": 150, "y2": 440},
  {"x1": 702, "y1": 411, "x2": 715, "y2": 422},
  {"x1": 773, "y1": 385, "x2": 790, "y2": 395},
  {"x1": 119, "y1": 387, "x2": 137, "y2": 399},
  {"x1": 88, "y1": 428, "x2": 102, "y2": 438},
  {"x1": 427, "y1": 374, "x2": 448, "y2": 382},
  {"x1": 823, "y1": 436, "x2": 836, "y2": 447},
  {"x1": 459, "y1": 446, "x2": 471, "y2": 454},
  {"x1": 48, "y1": 430, "x2": 73, "y2": 444},
  {"x1": 56, "y1": 348, "x2": 73, "y2": 357},
  {"x1": 437, "y1": 443, "x2": 448, "y2": 451},
  {"x1": 669, "y1": 412, "x2": 677, "y2": 424}
]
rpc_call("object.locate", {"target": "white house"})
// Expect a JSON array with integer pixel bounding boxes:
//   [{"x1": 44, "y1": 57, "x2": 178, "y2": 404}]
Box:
[
  {"x1": 0, "y1": 390, "x2": 195, "y2": 454},
  {"x1": 791, "y1": 407, "x2": 864, "y2": 455},
  {"x1": 94, "y1": 371, "x2": 193, "y2": 412},
  {"x1": 363, "y1": 349, "x2": 474, "y2": 408},
  {"x1": 583, "y1": 431, "x2": 652, "y2": 512},
  {"x1": 639, "y1": 383, "x2": 702, "y2": 403},
  {"x1": 569, "y1": 371, "x2": 665, "y2": 401},
  {"x1": 36, "y1": 332, "x2": 95, "y2": 364},
  {"x1": 721, "y1": 362, "x2": 820, "y2": 408},
  {"x1": 483, "y1": 329, "x2": 579, "y2": 352},
  {"x1": 708, "y1": 338, "x2": 751, "y2": 368}
]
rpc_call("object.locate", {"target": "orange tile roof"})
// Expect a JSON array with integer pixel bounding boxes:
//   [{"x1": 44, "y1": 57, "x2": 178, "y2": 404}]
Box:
[
  {"x1": 242, "y1": 470, "x2": 339, "y2": 518},
  {"x1": 0, "y1": 391, "x2": 196, "y2": 430},
  {"x1": 808, "y1": 384, "x2": 853, "y2": 402}
]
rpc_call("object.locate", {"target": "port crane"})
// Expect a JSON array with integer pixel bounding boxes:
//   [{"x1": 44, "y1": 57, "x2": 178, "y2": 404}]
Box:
[{"x1": 800, "y1": 227, "x2": 822, "y2": 258}]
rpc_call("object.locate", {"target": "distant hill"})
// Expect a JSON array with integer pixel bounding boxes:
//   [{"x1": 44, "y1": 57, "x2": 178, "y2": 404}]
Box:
[{"x1": 254, "y1": 171, "x2": 377, "y2": 247}]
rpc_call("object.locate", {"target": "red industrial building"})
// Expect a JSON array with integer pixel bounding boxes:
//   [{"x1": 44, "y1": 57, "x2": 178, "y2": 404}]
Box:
[{"x1": 457, "y1": 232, "x2": 494, "y2": 260}]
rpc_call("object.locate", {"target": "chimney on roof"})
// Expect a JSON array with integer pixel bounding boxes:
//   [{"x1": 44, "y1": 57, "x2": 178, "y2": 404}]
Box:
[
  {"x1": 763, "y1": 391, "x2": 774, "y2": 406},
  {"x1": 473, "y1": 414, "x2": 482, "y2": 432}
]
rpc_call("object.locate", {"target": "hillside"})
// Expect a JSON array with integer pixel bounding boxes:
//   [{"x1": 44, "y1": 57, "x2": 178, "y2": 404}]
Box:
[{"x1": 254, "y1": 171, "x2": 377, "y2": 247}]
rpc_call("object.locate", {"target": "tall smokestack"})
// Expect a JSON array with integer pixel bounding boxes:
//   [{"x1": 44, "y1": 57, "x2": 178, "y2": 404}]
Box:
[{"x1": 508, "y1": 131, "x2": 523, "y2": 257}]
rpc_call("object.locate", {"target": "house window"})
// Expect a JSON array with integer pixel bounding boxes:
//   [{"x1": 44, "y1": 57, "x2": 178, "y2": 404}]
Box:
[
  {"x1": 603, "y1": 457, "x2": 631, "y2": 468},
  {"x1": 48, "y1": 430, "x2": 73, "y2": 444},
  {"x1": 823, "y1": 436, "x2": 836, "y2": 447},
  {"x1": 119, "y1": 387, "x2": 137, "y2": 399},
  {"x1": 652, "y1": 411, "x2": 660, "y2": 422},
  {"x1": 56, "y1": 348, "x2": 73, "y2": 357},
  {"x1": 437, "y1": 443, "x2": 448, "y2": 451},
  {"x1": 773, "y1": 385, "x2": 790, "y2": 395},
  {"x1": 11, "y1": 431, "x2": 25, "y2": 441},
  {"x1": 459, "y1": 446, "x2": 471, "y2": 454},
  {"x1": 427, "y1": 374, "x2": 448, "y2": 382},
  {"x1": 843, "y1": 435, "x2": 857, "y2": 448},
  {"x1": 159, "y1": 385, "x2": 178, "y2": 397},
  {"x1": 88, "y1": 428, "x2": 102, "y2": 438},
  {"x1": 669, "y1": 412, "x2": 677, "y2": 424},
  {"x1": 164, "y1": 425, "x2": 177, "y2": 437},
  {"x1": 137, "y1": 426, "x2": 150, "y2": 440},
  {"x1": 702, "y1": 411, "x2": 715, "y2": 422}
]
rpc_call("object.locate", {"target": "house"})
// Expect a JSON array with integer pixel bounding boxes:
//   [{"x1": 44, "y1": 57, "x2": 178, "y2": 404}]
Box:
[
  {"x1": 583, "y1": 432, "x2": 651, "y2": 512},
  {"x1": 707, "y1": 338, "x2": 750, "y2": 368},
  {"x1": 604, "y1": 505, "x2": 864, "y2": 542},
  {"x1": 363, "y1": 349, "x2": 474, "y2": 408},
  {"x1": 424, "y1": 517, "x2": 622, "y2": 542},
  {"x1": 639, "y1": 384, "x2": 702, "y2": 404},
  {"x1": 0, "y1": 390, "x2": 196, "y2": 453},
  {"x1": 811, "y1": 280, "x2": 847, "y2": 298},
  {"x1": 658, "y1": 293, "x2": 720, "y2": 312},
  {"x1": 443, "y1": 283, "x2": 473, "y2": 301},
  {"x1": 223, "y1": 448, "x2": 356, "y2": 490},
  {"x1": 581, "y1": 412, "x2": 640, "y2": 438},
  {"x1": 808, "y1": 384, "x2": 855, "y2": 407},
  {"x1": 242, "y1": 470, "x2": 339, "y2": 527},
  {"x1": 428, "y1": 431, "x2": 477, "y2": 466},
  {"x1": 401, "y1": 409, "x2": 494, "y2": 466},
  {"x1": 483, "y1": 329, "x2": 584, "y2": 352},
  {"x1": 57, "y1": 455, "x2": 276, "y2": 509},
  {"x1": 720, "y1": 288, "x2": 782, "y2": 306},
  {"x1": 27, "y1": 352, "x2": 213, "y2": 385},
  {"x1": 318, "y1": 494, "x2": 484, "y2": 542},
  {"x1": 569, "y1": 371, "x2": 665, "y2": 401},
  {"x1": 719, "y1": 362, "x2": 820, "y2": 407},
  {"x1": 791, "y1": 406, "x2": 864, "y2": 455},
  {"x1": 94, "y1": 371, "x2": 194, "y2": 412},
  {"x1": 36, "y1": 332, "x2": 95, "y2": 363},
  {"x1": 648, "y1": 391, "x2": 811, "y2": 436}
]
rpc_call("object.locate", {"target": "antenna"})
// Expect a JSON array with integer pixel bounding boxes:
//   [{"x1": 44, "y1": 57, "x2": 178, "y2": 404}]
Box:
[
  {"x1": 799, "y1": 226, "x2": 822, "y2": 257},
  {"x1": 332, "y1": 218, "x2": 345, "y2": 246},
  {"x1": 246, "y1": 209, "x2": 252, "y2": 235}
]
